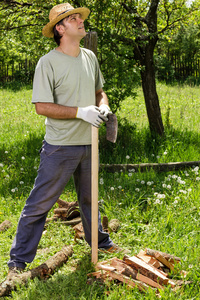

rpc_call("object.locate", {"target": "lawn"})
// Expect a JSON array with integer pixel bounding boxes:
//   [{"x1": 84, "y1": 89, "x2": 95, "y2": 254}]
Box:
[{"x1": 0, "y1": 82, "x2": 199, "y2": 299}]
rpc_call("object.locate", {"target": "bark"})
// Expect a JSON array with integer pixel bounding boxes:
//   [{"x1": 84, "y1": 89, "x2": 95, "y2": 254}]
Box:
[
  {"x1": 141, "y1": 65, "x2": 164, "y2": 136},
  {"x1": 100, "y1": 161, "x2": 200, "y2": 173},
  {"x1": 56, "y1": 199, "x2": 80, "y2": 220},
  {"x1": 145, "y1": 248, "x2": 181, "y2": 263},
  {"x1": 122, "y1": 0, "x2": 164, "y2": 136},
  {"x1": 0, "y1": 245, "x2": 73, "y2": 297},
  {"x1": 0, "y1": 220, "x2": 12, "y2": 232},
  {"x1": 123, "y1": 255, "x2": 174, "y2": 287}
]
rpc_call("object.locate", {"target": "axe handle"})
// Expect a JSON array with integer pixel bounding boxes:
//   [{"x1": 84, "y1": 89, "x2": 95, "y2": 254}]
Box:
[{"x1": 91, "y1": 125, "x2": 98, "y2": 264}]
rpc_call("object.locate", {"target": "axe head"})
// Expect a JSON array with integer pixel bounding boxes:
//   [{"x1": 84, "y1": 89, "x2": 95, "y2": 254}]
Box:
[{"x1": 106, "y1": 114, "x2": 118, "y2": 143}]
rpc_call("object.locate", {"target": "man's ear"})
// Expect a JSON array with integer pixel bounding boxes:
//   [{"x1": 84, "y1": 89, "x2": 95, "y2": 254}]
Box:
[{"x1": 55, "y1": 23, "x2": 65, "y2": 36}]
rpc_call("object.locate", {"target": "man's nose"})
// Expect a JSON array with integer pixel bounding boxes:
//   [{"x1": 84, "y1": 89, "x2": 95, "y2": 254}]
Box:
[{"x1": 78, "y1": 16, "x2": 84, "y2": 23}]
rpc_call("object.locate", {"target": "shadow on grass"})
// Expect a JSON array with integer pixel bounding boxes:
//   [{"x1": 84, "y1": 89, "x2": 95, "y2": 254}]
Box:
[
  {"x1": 11, "y1": 253, "x2": 105, "y2": 300},
  {"x1": 1, "y1": 120, "x2": 200, "y2": 199},
  {"x1": 99, "y1": 117, "x2": 200, "y2": 164}
]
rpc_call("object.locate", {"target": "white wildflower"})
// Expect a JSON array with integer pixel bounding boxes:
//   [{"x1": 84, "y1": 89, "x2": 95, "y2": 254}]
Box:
[
  {"x1": 196, "y1": 177, "x2": 200, "y2": 181},
  {"x1": 21, "y1": 156, "x2": 25, "y2": 160},
  {"x1": 141, "y1": 180, "x2": 145, "y2": 184},
  {"x1": 11, "y1": 189, "x2": 15, "y2": 193},
  {"x1": 135, "y1": 188, "x2": 140, "y2": 192},
  {"x1": 0, "y1": 163, "x2": 3, "y2": 167},
  {"x1": 162, "y1": 183, "x2": 167, "y2": 188},
  {"x1": 167, "y1": 185, "x2": 171, "y2": 189},
  {"x1": 179, "y1": 189, "x2": 187, "y2": 194},
  {"x1": 163, "y1": 151, "x2": 168, "y2": 155},
  {"x1": 173, "y1": 200, "x2": 178, "y2": 205},
  {"x1": 128, "y1": 173, "x2": 133, "y2": 177},
  {"x1": 110, "y1": 187, "x2": 114, "y2": 191},
  {"x1": 154, "y1": 199, "x2": 161, "y2": 204},
  {"x1": 147, "y1": 181, "x2": 152, "y2": 186},
  {"x1": 20, "y1": 181, "x2": 24, "y2": 185},
  {"x1": 99, "y1": 178, "x2": 104, "y2": 185},
  {"x1": 157, "y1": 194, "x2": 166, "y2": 199},
  {"x1": 126, "y1": 155, "x2": 130, "y2": 160}
]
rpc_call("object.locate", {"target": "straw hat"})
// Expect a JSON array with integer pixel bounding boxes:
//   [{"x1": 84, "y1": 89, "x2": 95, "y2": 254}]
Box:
[{"x1": 42, "y1": 3, "x2": 90, "y2": 38}]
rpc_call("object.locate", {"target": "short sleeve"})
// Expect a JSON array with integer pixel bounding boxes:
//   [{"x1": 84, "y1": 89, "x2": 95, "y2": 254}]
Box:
[
  {"x1": 94, "y1": 55, "x2": 105, "y2": 91},
  {"x1": 32, "y1": 58, "x2": 54, "y2": 103}
]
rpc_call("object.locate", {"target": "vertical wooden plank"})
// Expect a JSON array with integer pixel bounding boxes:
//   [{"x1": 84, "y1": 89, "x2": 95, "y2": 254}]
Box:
[
  {"x1": 84, "y1": 32, "x2": 99, "y2": 265},
  {"x1": 91, "y1": 126, "x2": 99, "y2": 264}
]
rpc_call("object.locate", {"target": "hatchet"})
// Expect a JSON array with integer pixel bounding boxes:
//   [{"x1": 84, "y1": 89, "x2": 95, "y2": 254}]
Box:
[{"x1": 91, "y1": 114, "x2": 118, "y2": 264}]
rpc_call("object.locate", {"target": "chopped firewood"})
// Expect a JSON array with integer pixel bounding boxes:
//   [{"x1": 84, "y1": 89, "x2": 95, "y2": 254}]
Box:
[
  {"x1": 145, "y1": 248, "x2": 181, "y2": 264},
  {"x1": 0, "y1": 245, "x2": 73, "y2": 297},
  {"x1": 109, "y1": 257, "x2": 163, "y2": 290},
  {"x1": 57, "y1": 198, "x2": 77, "y2": 209},
  {"x1": 56, "y1": 198, "x2": 80, "y2": 220},
  {"x1": 0, "y1": 220, "x2": 12, "y2": 232},
  {"x1": 88, "y1": 249, "x2": 189, "y2": 295},
  {"x1": 97, "y1": 263, "x2": 116, "y2": 272},
  {"x1": 102, "y1": 216, "x2": 109, "y2": 232},
  {"x1": 45, "y1": 216, "x2": 58, "y2": 223},
  {"x1": 54, "y1": 208, "x2": 68, "y2": 219},
  {"x1": 108, "y1": 219, "x2": 120, "y2": 232},
  {"x1": 123, "y1": 255, "x2": 175, "y2": 287},
  {"x1": 110, "y1": 258, "x2": 137, "y2": 275},
  {"x1": 73, "y1": 222, "x2": 85, "y2": 242},
  {"x1": 107, "y1": 271, "x2": 151, "y2": 292},
  {"x1": 137, "y1": 250, "x2": 164, "y2": 269},
  {"x1": 154, "y1": 252, "x2": 175, "y2": 271}
]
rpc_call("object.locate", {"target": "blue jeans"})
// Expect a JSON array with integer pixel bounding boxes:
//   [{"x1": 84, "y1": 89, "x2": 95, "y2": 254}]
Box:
[{"x1": 8, "y1": 141, "x2": 113, "y2": 269}]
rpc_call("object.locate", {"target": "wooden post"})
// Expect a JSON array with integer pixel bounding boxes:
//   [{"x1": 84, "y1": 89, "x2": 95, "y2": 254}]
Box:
[{"x1": 84, "y1": 32, "x2": 99, "y2": 265}]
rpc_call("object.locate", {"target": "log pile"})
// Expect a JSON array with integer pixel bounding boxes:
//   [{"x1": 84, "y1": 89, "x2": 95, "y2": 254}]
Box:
[
  {"x1": 45, "y1": 198, "x2": 81, "y2": 224},
  {"x1": 88, "y1": 248, "x2": 189, "y2": 294}
]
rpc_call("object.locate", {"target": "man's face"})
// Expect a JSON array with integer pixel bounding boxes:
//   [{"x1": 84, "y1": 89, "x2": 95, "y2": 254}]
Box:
[{"x1": 57, "y1": 13, "x2": 86, "y2": 40}]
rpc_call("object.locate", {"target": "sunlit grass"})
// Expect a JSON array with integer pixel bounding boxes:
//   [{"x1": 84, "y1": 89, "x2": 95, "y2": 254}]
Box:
[{"x1": 0, "y1": 83, "x2": 200, "y2": 299}]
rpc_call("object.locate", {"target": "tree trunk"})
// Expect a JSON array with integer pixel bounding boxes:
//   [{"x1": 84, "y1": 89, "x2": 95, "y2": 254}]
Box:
[{"x1": 140, "y1": 43, "x2": 164, "y2": 136}]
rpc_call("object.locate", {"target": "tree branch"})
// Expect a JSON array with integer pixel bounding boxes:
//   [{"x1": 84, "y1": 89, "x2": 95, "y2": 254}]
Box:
[
  {"x1": 122, "y1": 2, "x2": 147, "y2": 26},
  {"x1": 1, "y1": 23, "x2": 40, "y2": 31},
  {"x1": 1, "y1": 0, "x2": 32, "y2": 6}
]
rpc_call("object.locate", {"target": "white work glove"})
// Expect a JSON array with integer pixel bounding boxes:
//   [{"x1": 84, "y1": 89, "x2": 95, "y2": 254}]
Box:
[
  {"x1": 99, "y1": 104, "x2": 112, "y2": 117},
  {"x1": 76, "y1": 105, "x2": 107, "y2": 128}
]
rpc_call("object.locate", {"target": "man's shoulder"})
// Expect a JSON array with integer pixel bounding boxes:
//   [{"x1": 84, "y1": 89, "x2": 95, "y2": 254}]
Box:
[
  {"x1": 81, "y1": 47, "x2": 96, "y2": 58},
  {"x1": 36, "y1": 50, "x2": 59, "y2": 69},
  {"x1": 39, "y1": 50, "x2": 56, "y2": 63}
]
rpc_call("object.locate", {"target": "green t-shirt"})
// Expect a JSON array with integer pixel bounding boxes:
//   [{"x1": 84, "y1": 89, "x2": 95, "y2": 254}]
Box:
[{"x1": 32, "y1": 48, "x2": 104, "y2": 145}]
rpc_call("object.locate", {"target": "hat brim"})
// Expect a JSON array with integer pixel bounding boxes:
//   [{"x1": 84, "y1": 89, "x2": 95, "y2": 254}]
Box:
[{"x1": 42, "y1": 7, "x2": 90, "y2": 38}]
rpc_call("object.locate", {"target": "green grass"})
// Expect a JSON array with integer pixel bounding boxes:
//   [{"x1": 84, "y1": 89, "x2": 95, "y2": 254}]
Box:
[{"x1": 0, "y1": 82, "x2": 200, "y2": 299}]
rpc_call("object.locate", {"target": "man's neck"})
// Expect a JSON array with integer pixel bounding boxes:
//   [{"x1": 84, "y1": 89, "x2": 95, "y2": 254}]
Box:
[{"x1": 57, "y1": 39, "x2": 81, "y2": 57}]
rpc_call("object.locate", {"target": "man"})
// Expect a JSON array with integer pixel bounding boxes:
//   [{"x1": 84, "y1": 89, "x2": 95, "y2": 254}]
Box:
[{"x1": 7, "y1": 3, "x2": 119, "y2": 273}]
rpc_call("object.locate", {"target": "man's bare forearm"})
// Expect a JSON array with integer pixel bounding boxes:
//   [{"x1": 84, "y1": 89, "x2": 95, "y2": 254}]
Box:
[
  {"x1": 35, "y1": 102, "x2": 78, "y2": 119},
  {"x1": 96, "y1": 89, "x2": 109, "y2": 107}
]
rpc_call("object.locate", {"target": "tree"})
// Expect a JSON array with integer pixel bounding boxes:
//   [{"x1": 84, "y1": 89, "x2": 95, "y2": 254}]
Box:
[
  {"x1": 1, "y1": 0, "x2": 200, "y2": 133},
  {"x1": 110, "y1": 0, "x2": 199, "y2": 135}
]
